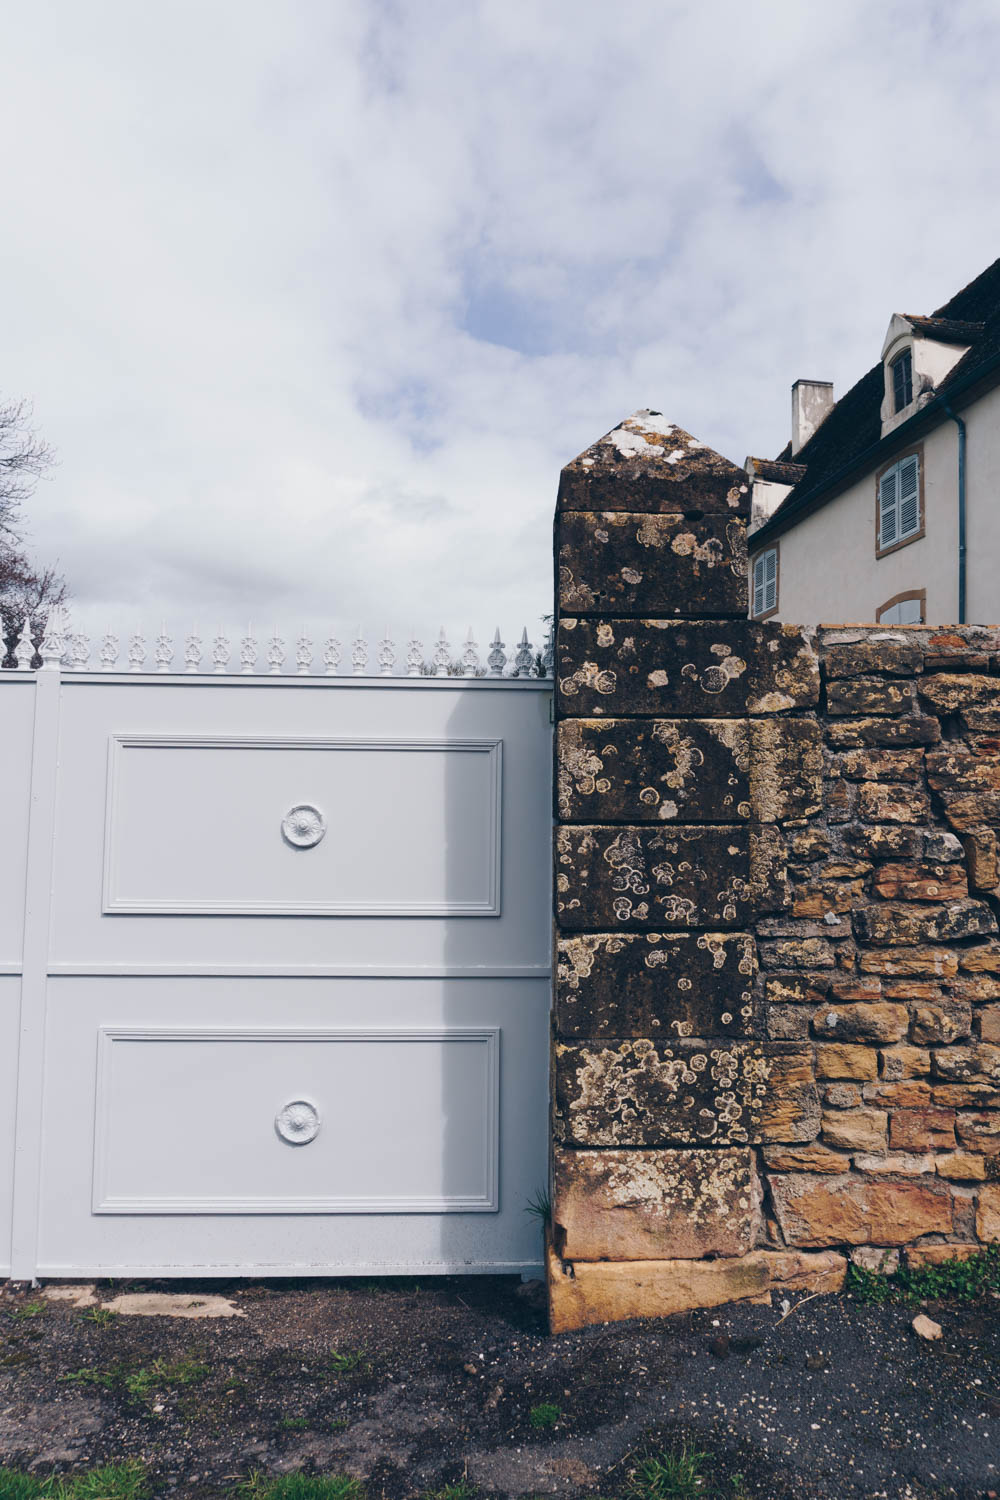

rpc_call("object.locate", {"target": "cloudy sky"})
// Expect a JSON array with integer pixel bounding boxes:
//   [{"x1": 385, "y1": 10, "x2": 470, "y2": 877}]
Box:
[{"x1": 3, "y1": 0, "x2": 1000, "y2": 652}]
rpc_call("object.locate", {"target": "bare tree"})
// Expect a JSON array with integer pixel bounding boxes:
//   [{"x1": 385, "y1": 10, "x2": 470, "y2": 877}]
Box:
[{"x1": 0, "y1": 398, "x2": 64, "y2": 666}]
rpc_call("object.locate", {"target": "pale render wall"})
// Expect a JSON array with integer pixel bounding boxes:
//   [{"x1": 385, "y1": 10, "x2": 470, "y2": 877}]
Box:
[{"x1": 764, "y1": 383, "x2": 1000, "y2": 626}]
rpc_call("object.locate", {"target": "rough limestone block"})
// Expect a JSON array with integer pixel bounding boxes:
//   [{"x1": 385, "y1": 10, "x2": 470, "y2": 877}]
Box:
[
  {"x1": 556, "y1": 717, "x2": 822, "y2": 824},
  {"x1": 823, "y1": 641, "x2": 925, "y2": 678},
  {"x1": 926, "y1": 749, "x2": 1000, "y2": 831},
  {"x1": 856, "y1": 783, "x2": 930, "y2": 823},
  {"x1": 554, "y1": 932, "x2": 756, "y2": 1040},
  {"x1": 815, "y1": 1045, "x2": 878, "y2": 1081},
  {"x1": 813, "y1": 1003, "x2": 909, "y2": 1044},
  {"x1": 762, "y1": 1144, "x2": 848, "y2": 1174},
  {"x1": 551, "y1": 1147, "x2": 757, "y2": 1261},
  {"x1": 757, "y1": 1051, "x2": 820, "y2": 1143},
  {"x1": 906, "y1": 1243, "x2": 983, "y2": 1266},
  {"x1": 980, "y1": 1005, "x2": 1000, "y2": 1044},
  {"x1": 768, "y1": 1173, "x2": 953, "y2": 1247},
  {"x1": 860, "y1": 948, "x2": 958, "y2": 978},
  {"x1": 910, "y1": 998, "x2": 972, "y2": 1046},
  {"x1": 825, "y1": 717, "x2": 941, "y2": 749},
  {"x1": 872, "y1": 862, "x2": 968, "y2": 900},
  {"x1": 555, "y1": 619, "x2": 819, "y2": 717},
  {"x1": 918, "y1": 673, "x2": 1000, "y2": 713},
  {"x1": 821, "y1": 1109, "x2": 888, "y2": 1153},
  {"x1": 553, "y1": 1039, "x2": 767, "y2": 1147},
  {"x1": 826, "y1": 678, "x2": 913, "y2": 716},
  {"x1": 932, "y1": 1045, "x2": 1000, "y2": 1083},
  {"x1": 555, "y1": 824, "x2": 786, "y2": 931},
  {"x1": 957, "y1": 1113, "x2": 1000, "y2": 1154},
  {"x1": 557, "y1": 512, "x2": 748, "y2": 618},
  {"x1": 547, "y1": 1240, "x2": 846, "y2": 1333},
  {"x1": 889, "y1": 1108, "x2": 956, "y2": 1152},
  {"x1": 962, "y1": 829, "x2": 999, "y2": 891},
  {"x1": 935, "y1": 1152, "x2": 987, "y2": 1181},
  {"x1": 854, "y1": 901, "x2": 997, "y2": 946},
  {"x1": 556, "y1": 412, "x2": 750, "y2": 517}
]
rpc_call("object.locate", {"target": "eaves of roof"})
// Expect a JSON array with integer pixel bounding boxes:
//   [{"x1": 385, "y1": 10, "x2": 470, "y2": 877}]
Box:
[{"x1": 751, "y1": 346, "x2": 1000, "y2": 550}]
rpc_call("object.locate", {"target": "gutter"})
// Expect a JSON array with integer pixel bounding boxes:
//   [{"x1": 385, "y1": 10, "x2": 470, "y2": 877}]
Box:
[
  {"x1": 752, "y1": 345, "x2": 1000, "y2": 550},
  {"x1": 942, "y1": 402, "x2": 967, "y2": 624}
]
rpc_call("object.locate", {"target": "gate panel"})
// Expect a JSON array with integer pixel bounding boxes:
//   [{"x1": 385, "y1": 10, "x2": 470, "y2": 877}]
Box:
[
  {"x1": 25, "y1": 671, "x2": 551, "y2": 1278},
  {"x1": 0, "y1": 980, "x2": 18, "y2": 1276}
]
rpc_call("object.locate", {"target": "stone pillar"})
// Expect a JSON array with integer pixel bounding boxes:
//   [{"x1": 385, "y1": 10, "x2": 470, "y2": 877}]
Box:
[{"x1": 548, "y1": 410, "x2": 837, "y2": 1330}]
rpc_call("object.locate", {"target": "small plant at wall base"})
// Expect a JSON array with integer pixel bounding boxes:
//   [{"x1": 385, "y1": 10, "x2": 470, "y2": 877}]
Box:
[{"x1": 848, "y1": 1244, "x2": 1000, "y2": 1305}]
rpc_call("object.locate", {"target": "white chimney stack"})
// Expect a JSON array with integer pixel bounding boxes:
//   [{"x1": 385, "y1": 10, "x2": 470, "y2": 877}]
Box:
[{"x1": 791, "y1": 379, "x2": 834, "y2": 455}]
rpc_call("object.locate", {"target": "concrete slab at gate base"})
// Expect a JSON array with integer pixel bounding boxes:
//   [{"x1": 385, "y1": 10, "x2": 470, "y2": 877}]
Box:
[{"x1": 546, "y1": 1237, "x2": 847, "y2": 1333}]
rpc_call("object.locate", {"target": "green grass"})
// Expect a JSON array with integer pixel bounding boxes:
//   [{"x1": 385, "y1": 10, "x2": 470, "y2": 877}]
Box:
[
  {"x1": 524, "y1": 1186, "x2": 551, "y2": 1225},
  {"x1": 326, "y1": 1349, "x2": 364, "y2": 1375},
  {"x1": 0, "y1": 1462, "x2": 149, "y2": 1499},
  {"x1": 6, "y1": 1302, "x2": 47, "y2": 1322},
  {"x1": 234, "y1": 1476, "x2": 364, "y2": 1500},
  {"x1": 80, "y1": 1307, "x2": 117, "y2": 1328},
  {"x1": 528, "y1": 1401, "x2": 561, "y2": 1430},
  {"x1": 59, "y1": 1356, "x2": 210, "y2": 1402},
  {"x1": 847, "y1": 1242, "x2": 1000, "y2": 1305},
  {"x1": 622, "y1": 1446, "x2": 751, "y2": 1500},
  {"x1": 422, "y1": 1486, "x2": 476, "y2": 1500},
  {"x1": 278, "y1": 1416, "x2": 309, "y2": 1431}
]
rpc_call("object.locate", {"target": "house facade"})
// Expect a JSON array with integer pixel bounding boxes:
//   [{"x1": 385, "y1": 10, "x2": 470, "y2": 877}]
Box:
[{"x1": 748, "y1": 259, "x2": 1000, "y2": 626}]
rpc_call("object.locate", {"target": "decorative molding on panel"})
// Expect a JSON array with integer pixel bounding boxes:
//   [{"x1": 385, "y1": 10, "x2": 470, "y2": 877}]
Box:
[
  {"x1": 101, "y1": 736, "x2": 503, "y2": 918},
  {"x1": 92, "y1": 1026, "x2": 500, "y2": 1215},
  {"x1": 0, "y1": 965, "x2": 23, "y2": 976},
  {"x1": 36, "y1": 1258, "x2": 545, "y2": 1278},
  {"x1": 59, "y1": 674, "x2": 553, "y2": 692},
  {"x1": 49, "y1": 963, "x2": 551, "y2": 978}
]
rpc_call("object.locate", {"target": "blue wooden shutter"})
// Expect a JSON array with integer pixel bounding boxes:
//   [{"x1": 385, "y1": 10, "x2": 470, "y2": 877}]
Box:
[
  {"x1": 879, "y1": 467, "x2": 898, "y2": 548},
  {"x1": 899, "y1": 454, "x2": 919, "y2": 538}
]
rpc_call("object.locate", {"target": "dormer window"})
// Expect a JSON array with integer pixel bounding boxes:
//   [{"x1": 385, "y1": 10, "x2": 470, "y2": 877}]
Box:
[{"x1": 891, "y1": 349, "x2": 913, "y2": 413}]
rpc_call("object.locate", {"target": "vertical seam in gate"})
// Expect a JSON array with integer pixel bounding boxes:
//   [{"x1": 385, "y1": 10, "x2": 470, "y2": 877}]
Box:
[{"x1": 10, "y1": 666, "x2": 62, "y2": 1281}]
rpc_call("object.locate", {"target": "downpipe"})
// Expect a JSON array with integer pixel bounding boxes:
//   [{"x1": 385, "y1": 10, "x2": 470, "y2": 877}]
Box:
[{"x1": 942, "y1": 402, "x2": 967, "y2": 624}]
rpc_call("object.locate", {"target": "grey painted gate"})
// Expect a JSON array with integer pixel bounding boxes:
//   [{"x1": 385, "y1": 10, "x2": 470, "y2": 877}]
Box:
[{"x1": 1, "y1": 636, "x2": 551, "y2": 1279}]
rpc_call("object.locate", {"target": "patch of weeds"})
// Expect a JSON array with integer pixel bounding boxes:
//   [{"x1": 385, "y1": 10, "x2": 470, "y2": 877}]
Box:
[
  {"x1": 528, "y1": 1402, "x2": 561, "y2": 1430},
  {"x1": 326, "y1": 1348, "x2": 365, "y2": 1375},
  {"x1": 59, "y1": 1357, "x2": 210, "y2": 1403},
  {"x1": 423, "y1": 1486, "x2": 476, "y2": 1500},
  {"x1": 6, "y1": 1302, "x2": 47, "y2": 1322},
  {"x1": 235, "y1": 1475, "x2": 364, "y2": 1500},
  {"x1": 0, "y1": 1462, "x2": 149, "y2": 1498},
  {"x1": 524, "y1": 1186, "x2": 551, "y2": 1225},
  {"x1": 80, "y1": 1307, "x2": 117, "y2": 1328},
  {"x1": 626, "y1": 1446, "x2": 711, "y2": 1499},
  {"x1": 278, "y1": 1416, "x2": 310, "y2": 1431},
  {"x1": 847, "y1": 1243, "x2": 1000, "y2": 1305}
]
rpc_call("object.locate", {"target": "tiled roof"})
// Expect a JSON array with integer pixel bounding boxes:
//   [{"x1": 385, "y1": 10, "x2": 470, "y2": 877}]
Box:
[
  {"x1": 746, "y1": 457, "x2": 807, "y2": 484},
  {"x1": 754, "y1": 258, "x2": 1000, "y2": 543}
]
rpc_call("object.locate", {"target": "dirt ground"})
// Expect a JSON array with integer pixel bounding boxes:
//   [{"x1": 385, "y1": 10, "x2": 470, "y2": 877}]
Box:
[{"x1": 1, "y1": 1275, "x2": 999, "y2": 1499}]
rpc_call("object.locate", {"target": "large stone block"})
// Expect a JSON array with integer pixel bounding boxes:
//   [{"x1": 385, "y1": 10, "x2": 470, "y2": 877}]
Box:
[
  {"x1": 551, "y1": 1147, "x2": 757, "y2": 1261},
  {"x1": 556, "y1": 412, "x2": 750, "y2": 517},
  {"x1": 826, "y1": 678, "x2": 913, "y2": 716},
  {"x1": 918, "y1": 674, "x2": 1000, "y2": 712},
  {"x1": 556, "y1": 718, "x2": 821, "y2": 824},
  {"x1": 757, "y1": 1051, "x2": 820, "y2": 1143},
  {"x1": 555, "y1": 932, "x2": 756, "y2": 1040},
  {"x1": 823, "y1": 641, "x2": 924, "y2": 678},
  {"x1": 769, "y1": 1173, "x2": 954, "y2": 1247},
  {"x1": 556, "y1": 824, "x2": 786, "y2": 931},
  {"x1": 825, "y1": 717, "x2": 941, "y2": 749},
  {"x1": 926, "y1": 749, "x2": 1000, "y2": 831},
  {"x1": 854, "y1": 901, "x2": 997, "y2": 947},
  {"x1": 555, "y1": 619, "x2": 819, "y2": 717},
  {"x1": 553, "y1": 1039, "x2": 767, "y2": 1147},
  {"x1": 976, "y1": 1182, "x2": 1000, "y2": 1241},
  {"x1": 547, "y1": 1240, "x2": 847, "y2": 1332},
  {"x1": 557, "y1": 512, "x2": 748, "y2": 618}
]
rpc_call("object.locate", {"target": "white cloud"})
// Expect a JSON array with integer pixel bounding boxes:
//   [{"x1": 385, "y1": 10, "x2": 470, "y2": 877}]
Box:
[{"x1": 2, "y1": 0, "x2": 1000, "y2": 646}]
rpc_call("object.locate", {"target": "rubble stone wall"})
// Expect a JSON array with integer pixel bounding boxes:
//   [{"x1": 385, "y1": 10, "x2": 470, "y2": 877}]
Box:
[{"x1": 548, "y1": 411, "x2": 1000, "y2": 1331}]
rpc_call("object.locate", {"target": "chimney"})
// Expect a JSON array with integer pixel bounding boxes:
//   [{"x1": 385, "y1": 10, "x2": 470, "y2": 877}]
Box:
[{"x1": 790, "y1": 379, "x2": 834, "y2": 455}]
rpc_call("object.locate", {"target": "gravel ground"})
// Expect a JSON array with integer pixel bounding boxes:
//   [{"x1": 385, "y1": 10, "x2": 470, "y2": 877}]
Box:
[{"x1": 1, "y1": 1276, "x2": 998, "y2": 1498}]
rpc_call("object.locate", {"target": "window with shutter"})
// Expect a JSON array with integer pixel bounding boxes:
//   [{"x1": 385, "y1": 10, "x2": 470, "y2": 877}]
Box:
[
  {"x1": 877, "y1": 451, "x2": 922, "y2": 554},
  {"x1": 752, "y1": 548, "x2": 778, "y2": 618}
]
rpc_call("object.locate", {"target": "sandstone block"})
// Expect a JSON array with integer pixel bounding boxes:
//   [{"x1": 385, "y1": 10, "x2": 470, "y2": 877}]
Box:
[
  {"x1": 863, "y1": 1080, "x2": 933, "y2": 1105},
  {"x1": 956, "y1": 1112, "x2": 1000, "y2": 1154},
  {"x1": 872, "y1": 862, "x2": 968, "y2": 901},
  {"x1": 854, "y1": 901, "x2": 996, "y2": 946},
  {"x1": 551, "y1": 1147, "x2": 757, "y2": 1261},
  {"x1": 768, "y1": 1174, "x2": 953, "y2": 1247},
  {"x1": 553, "y1": 1039, "x2": 766, "y2": 1147},
  {"x1": 759, "y1": 938, "x2": 836, "y2": 969},
  {"x1": 853, "y1": 1152, "x2": 935, "y2": 1175},
  {"x1": 767, "y1": 1004, "x2": 812, "y2": 1040},
  {"x1": 823, "y1": 641, "x2": 924, "y2": 678},
  {"x1": 905, "y1": 1243, "x2": 982, "y2": 1267},
  {"x1": 837, "y1": 748, "x2": 925, "y2": 782},
  {"x1": 765, "y1": 975, "x2": 830, "y2": 1005},
  {"x1": 860, "y1": 948, "x2": 958, "y2": 978},
  {"x1": 762, "y1": 1144, "x2": 848, "y2": 1174},
  {"x1": 918, "y1": 673, "x2": 1000, "y2": 713},
  {"x1": 910, "y1": 998, "x2": 973, "y2": 1046},
  {"x1": 756, "y1": 1050, "x2": 820, "y2": 1144},
  {"x1": 555, "y1": 618, "x2": 819, "y2": 717},
  {"x1": 557, "y1": 512, "x2": 748, "y2": 618},
  {"x1": 960, "y1": 943, "x2": 1000, "y2": 973},
  {"x1": 850, "y1": 1247, "x2": 900, "y2": 1272},
  {"x1": 857, "y1": 784, "x2": 930, "y2": 824},
  {"x1": 976, "y1": 1181, "x2": 1000, "y2": 1241},
  {"x1": 823, "y1": 1083, "x2": 863, "y2": 1108},
  {"x1": 826, "y1": 678, "x2": 913, "y2": 716},
  {"x1": 926, "y1": 748, "x2": 1000, "y2": 831},
  {"x1": 816, "y1": 1045, "x2": 878, "y2": 1081},
  {"x1": 932, "y1": 1045, "x2": 1000, "y2": 1083},
  {"x1": 935, "y1": 1084, "x2": 1000, "y2": 1107},
  {"x1": 980, "y1": 1006, "x2": 1000, "y2": 1044},
  {"x1": 880, "y1": 1046, "x2": 932, "y2": 1079},
  {"x1": 889, "y1": 1108, "x2": 956, "y2": 1152},
  {"x1": 821, "y1": 1109, "x2": 888, "y2": 1153},
  {"x1": 547, "y1": 1240, "x2": 846, "y2": 1332},
  {"x1": 557, "y1": 718, "x2": 750, "y2": 823},
  {"x1": 956, "y1": 975, "x2": 1000, "y2": 1001},
  {"x1": 789, "y1": 827, "x2": 831, "y2": 861},
  {"x1": 842, "y1": 826, "x2": 923, "y2": 861},
  {"x1": 825, "y1": 717, "x2": 940, "y2": 749},
  {"x1": 556, "y1": 824, "x2": 785, "y2": 931},
  {"x1": 935, "y1": 1152, "x2": 988, "y2": 1181},
  {"x1": 557, "y1": 415, "x2": 750, "y2": 517},
  {"x1": 792, "y1": 880, "x2": 864, "y2": 918},
  {"x1": 555, "y1": 932, "x2": 756, "y2": 1040},
  {"x1": 813, "y1": 1003, "x2": 909, "y2": 1044},
  {"x1": 962, "y1": 829, "x2": 999, "y2": 892},
  {"x1": 829, "y1": 977, "x2": 883, "y2": 1001}
]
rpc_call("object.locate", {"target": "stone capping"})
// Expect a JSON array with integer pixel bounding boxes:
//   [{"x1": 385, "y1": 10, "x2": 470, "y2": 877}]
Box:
[{"x1": 550, "y1": 414, "x2": 1000, "y2": 1332}]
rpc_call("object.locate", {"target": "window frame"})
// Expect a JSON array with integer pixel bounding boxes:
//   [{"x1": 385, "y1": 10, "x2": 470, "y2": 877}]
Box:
[
  {"x1": 751, "y1": 544, "x2": 780, "y2": 620},
  {"x1": 891, "y1": 348, "x2": 913, "y2": 413},
  {"x1": 876, "y1": 588, "x2": 926, "y2": 625},
  {"x1": 875, "y1": 446, "x2": 924, "y2": 559}
]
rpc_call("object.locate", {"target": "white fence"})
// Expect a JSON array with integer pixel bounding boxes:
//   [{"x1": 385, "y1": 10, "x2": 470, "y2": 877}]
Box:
[{"x1": 1, "y1": 618, "x2": 552, "y2": 1281}]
